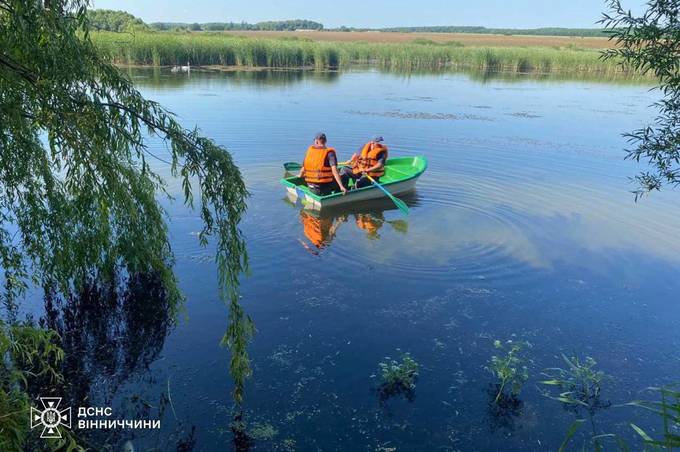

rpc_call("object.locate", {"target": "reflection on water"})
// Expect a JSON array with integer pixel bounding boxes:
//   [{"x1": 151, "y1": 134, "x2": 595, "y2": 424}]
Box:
[
  {"x1": 298, "y1": 210, "x2": 345, "y2": 253},
  {"x1": 125, "y1": 67, "x2": 341, "y2": 90},
  {"x1": 37, "y1": 273, "x2": 194, "y2": 449},
  {"x1": 124, "y1": 66, "x2": 651, "y2": 92},
  {"x1": 289, "y1": 196, "x2": 414, "y2": 253}
]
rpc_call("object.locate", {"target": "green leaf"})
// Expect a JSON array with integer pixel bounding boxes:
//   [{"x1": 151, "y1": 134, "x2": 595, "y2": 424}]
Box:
[
  {"x1": 630, "y1": 423, "x2": 654, "y2": 443},
  {"x1": 559, "y1": 419, "x2": 585, "y2": 452}
]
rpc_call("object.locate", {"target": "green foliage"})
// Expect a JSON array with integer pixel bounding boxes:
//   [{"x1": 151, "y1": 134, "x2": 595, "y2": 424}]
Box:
[
  {"x1": 86, "y1": 9, "x2": 148, "y2": 32},
  {"x1": 486, "y1": 339, "x2": 529, "y2": 403},
  {"x1": 378, "y1": 352, "x2": 419, "y2": 395},
  {"x1": 151, "y1": 19, "x2": 323, "y2": 32},
  {"x1": 411, "y1": 38, "x2": 438, "y2": 45},
  {"x1": 257, "y1": 19, "x2": 323, "y2": 31},
  {"x1": 0, "y1": 320, "x2": 83, "y2": 451},
  {"x1": 411, "y1": 38, "x2": 464, "y2": 47},
  {"x1": 541, "y1": 355, "x2": 613, "y2": 451},
  {"x1": 0, "y1": 0, "x2": 251, "y2": 407},
  {"x1": 90, "y1": 30, "x2": 632, "y2": 75},
  {"x1": 601, "y1": 0, "x2": 680, "y2": 198},
  {"x1": 626, "y1": 385, "x2": 680, "y2": 449},
  {"x1": 541, "y1": 355, "x2": 610, "y2": 414}
]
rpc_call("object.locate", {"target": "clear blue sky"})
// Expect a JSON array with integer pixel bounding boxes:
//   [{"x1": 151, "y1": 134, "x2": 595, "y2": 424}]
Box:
[{"x1": 91, "y1": 0, "x2": 647, "y2": 29}]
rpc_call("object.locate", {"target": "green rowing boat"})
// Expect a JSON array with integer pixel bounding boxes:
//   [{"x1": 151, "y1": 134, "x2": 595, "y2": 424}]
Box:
[{"x1": 281, "y1": 156, "x2": 427, "y2": 210}]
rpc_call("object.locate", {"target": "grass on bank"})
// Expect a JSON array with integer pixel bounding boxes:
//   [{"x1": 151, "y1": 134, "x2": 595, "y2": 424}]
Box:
[{"x1": 91, "y1": 31, "x2": 633, "y2": 75}]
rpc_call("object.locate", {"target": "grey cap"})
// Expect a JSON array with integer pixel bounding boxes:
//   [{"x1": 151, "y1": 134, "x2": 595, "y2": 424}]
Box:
[
  {"x1": 314, "y1": 132, "x2": 327, "y2": 142},
  {"x1": 372, "y1": 136, "x2": 384, "y2": 142}
]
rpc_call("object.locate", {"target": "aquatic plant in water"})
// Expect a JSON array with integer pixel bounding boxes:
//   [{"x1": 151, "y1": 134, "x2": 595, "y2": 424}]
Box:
[
  {"x1": 487, "y1": 339, "x2": 529, "y2": 404},
  {"x1": 626, "y1": 385, "x2": 680, "y2": 449},
  {"x1": 540, "y1": 355, "x2": 612, "y2": 450},
  {"x1": 541, "y1": 355, "x2": 610, "y2": 415},
  {"x1": 378, "y1": 353, "x2": 419, "y2": 401}
]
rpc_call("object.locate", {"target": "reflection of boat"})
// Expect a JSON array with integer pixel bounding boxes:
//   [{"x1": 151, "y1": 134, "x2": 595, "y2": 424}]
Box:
[
  {"x1": 281, "y1": 156, "x2": 427, "y2": 210},
  {"x1": 285, "y1": 198, "x2": 410, "y2": 253},
  {"x1": 298, "y1": 209, "x2": 346, "y2": 251}
]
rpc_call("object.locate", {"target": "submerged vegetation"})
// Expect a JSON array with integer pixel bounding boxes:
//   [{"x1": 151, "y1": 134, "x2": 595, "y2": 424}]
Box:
[
  {"x1": 487, "y1": 340, "x2": 530, "y2": 404},
  {"x1": 541, "y1": 355, "x2": 612, "y2": 450},
  {"x1": 627, "y1": 385, "x2": 680, "y2": 449},
  {"x1": 378, "y1": 352, "x2": 419, "y2": 401},
  {"x1": 90, "y1": 30, "x2": 635, "y2": 75},
  {"x1": 541, "y1": 355, "x2": 610, "y2": 415}
]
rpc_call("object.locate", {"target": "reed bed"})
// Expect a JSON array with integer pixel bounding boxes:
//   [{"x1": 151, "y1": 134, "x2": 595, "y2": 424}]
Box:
[{"x1": 91, "y1": 31, "x2": 631, "y2": 76}]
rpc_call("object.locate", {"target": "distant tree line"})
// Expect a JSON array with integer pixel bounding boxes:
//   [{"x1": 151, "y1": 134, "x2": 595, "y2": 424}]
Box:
[
  {"x1": 86, "y1": 9, "x2": 148, "y2": 32},
  {"x1": 336, "y1": 26, "x2": 611, "y2": 38},
  {"x1": 85, "y1": 9, "x2": 607, "y2": 38},
  {"x1": 151, "y1": 19, "x2": 324, "y2": 32}
]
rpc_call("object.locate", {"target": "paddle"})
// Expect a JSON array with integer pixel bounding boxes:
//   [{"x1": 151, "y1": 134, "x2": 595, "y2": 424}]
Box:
[
  {"x1": 294, "y1": 186, "x2": 309, "y2": 208},
  {"x1": 366, "y1": 175, "x2": 409, "y2": 216},
  {"x1": 283, "y1": 161, "x2": 351, "y2": 172}
]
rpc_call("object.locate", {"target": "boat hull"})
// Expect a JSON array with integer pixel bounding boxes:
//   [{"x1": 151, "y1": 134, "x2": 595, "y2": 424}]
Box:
[{"x1": 285, "y1": 175, "x2": 420, "y2": 210}]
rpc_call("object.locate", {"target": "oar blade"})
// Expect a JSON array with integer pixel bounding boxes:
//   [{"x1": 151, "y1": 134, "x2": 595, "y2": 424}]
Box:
[
  {"x1": 393, "y1": 197, "x2": 410, "y2": 215},
  {"x1": 367, "y1": 175, "x2": 409, "y2": 216}
]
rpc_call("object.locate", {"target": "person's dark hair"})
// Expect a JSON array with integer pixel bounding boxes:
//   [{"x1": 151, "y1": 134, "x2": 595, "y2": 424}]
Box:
[{"x1": 314, "y1": 132, "x2": 327, "y2": 144}]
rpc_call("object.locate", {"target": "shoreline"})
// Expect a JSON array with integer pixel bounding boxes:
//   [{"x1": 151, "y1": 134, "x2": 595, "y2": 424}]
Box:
[{"x1": 116, "y1": 63, "x2": 650, "y2": 83}]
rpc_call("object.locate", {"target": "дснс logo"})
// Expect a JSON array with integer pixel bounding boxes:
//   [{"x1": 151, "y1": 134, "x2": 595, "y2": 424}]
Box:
[{"x1": 30, "y1": 397, "x2": 71, "y2": 439}]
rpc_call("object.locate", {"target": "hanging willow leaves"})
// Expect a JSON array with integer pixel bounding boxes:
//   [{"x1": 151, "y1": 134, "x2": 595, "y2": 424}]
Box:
[
  {"x1": 601, "y1": 0, "x2": 680, "y2": 199},
  {"x1": 0, "y1": 0, "x2": 252, "y2": 404}
]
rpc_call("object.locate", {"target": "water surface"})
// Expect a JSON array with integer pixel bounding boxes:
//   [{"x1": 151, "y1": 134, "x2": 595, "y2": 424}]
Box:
[{"x1": 39, "y1": 68, "x2": 680, "y2": 450}]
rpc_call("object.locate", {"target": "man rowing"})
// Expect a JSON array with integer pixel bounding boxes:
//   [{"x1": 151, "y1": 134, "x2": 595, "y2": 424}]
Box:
[{"x1": 341, "y1": 136, "x2": 388, "y2": 189}]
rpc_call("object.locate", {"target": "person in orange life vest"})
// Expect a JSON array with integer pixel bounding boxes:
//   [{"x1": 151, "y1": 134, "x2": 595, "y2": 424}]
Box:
[
  {"x1": 299, "y1": 210, "x2": 347, "y2": 250},
  {"x1": 340, "y1": 136, "x2": 388, "y2": 189},
  {"x1": 298, "y1": 132, "x2": 347, "y2": 196}
]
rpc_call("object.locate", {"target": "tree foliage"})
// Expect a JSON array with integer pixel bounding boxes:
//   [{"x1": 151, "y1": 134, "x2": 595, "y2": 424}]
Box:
[
  {"x1": 86, "y1": 8, "x2": 147, "y2": 32},
  {"x1": 151, "y1": 19, "x2": 324, "y2": 32},
  {"x1": 0, "y1": 0, "x2": 252, "y2": 408},
  {"x1": 601, "y1": 0, "x2": 680, "y2": 198},
  {"x1": 0, "y1": 320, "x2": 82, "y2": 451}
]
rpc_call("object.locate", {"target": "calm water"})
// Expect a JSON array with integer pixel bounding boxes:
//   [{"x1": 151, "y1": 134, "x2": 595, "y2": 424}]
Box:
[{"x1": 34, "y1": 69, "x2": 680, "y2": 450}]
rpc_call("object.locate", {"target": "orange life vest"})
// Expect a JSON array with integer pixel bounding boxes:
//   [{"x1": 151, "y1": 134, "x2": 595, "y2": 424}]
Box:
[
  {"x1": 300, "y1": 211, "x2": 333, "y2": 248},
  {"x1": 353, "y1": 142, "x2": 388, "y2": 177},
  {"x1": 355, "y1": 214, "x2": 382, "y2": 239},
  {"x1": 303, "y1": 146, "x2": 335, "y2": 184}
]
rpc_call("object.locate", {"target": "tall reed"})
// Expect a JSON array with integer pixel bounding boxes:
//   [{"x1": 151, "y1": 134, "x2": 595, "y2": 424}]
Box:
[{"x1": 91, "y1": 31, "x2": 634, "y2": 76}]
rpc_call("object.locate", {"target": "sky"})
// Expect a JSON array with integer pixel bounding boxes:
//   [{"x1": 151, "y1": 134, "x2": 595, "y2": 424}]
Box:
[{"x1": 91, "y1": 0, "x2": 648, "y2": 29}]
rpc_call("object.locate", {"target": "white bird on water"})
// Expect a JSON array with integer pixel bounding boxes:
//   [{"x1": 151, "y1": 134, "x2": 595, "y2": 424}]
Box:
[{"x1": 171, "y1": 62, "x2": 191, "y2": 73}]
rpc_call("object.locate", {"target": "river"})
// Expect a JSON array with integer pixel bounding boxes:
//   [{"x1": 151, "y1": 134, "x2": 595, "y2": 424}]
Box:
[{"x1": 41, "y1": 68, "x2": 680, "y2": 450}]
